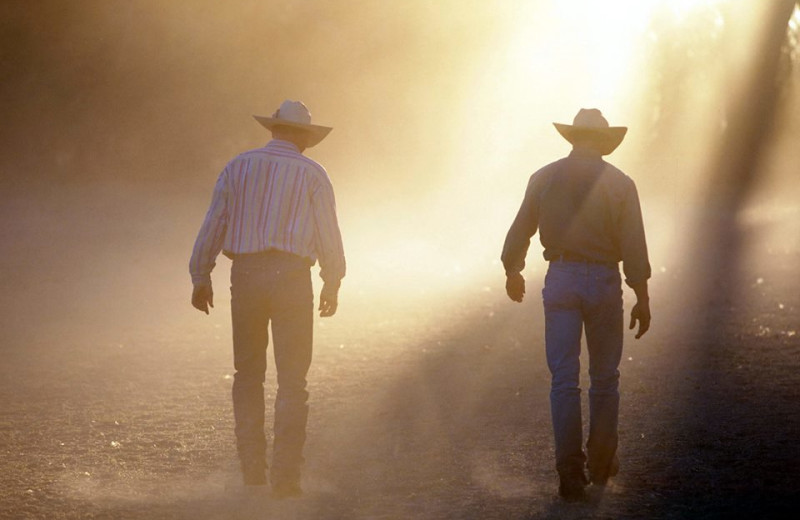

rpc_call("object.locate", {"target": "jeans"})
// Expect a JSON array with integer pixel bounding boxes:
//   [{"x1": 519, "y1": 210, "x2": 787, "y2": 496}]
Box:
[
  {"x1": 230, "y1": 250, "x2": 313, "y2": 485},
  {"x1": 542, "y1": 261, "x2": 623, "y2": 481}
]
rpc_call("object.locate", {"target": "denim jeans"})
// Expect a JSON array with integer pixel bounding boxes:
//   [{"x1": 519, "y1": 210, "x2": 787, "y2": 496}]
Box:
[
  {"x1": 230, "y1": 250, "x2": 313, "y2": 485},
  {"x1": 542, "y1": 261, "x2": 623, "y2": 481}
]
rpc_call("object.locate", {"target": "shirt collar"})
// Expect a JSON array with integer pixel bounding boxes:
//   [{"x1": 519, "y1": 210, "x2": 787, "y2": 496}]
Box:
[
  {"x1": 265, "y1": 139, "x2": 301, "y2": 153},
  {"x1": 568, "y1": 147, "x2": 603, "y2": 160}
]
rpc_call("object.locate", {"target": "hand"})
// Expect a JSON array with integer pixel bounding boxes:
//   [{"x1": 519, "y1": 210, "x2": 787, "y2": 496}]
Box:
[
  {"x1": 192, "y1": 284, "x2": 214, "y2": 314},
  {"x1": 319, "y1": 283, "x2": 339, "y2": 317},
  {"x1": 505, "y1": 272, "x2": 525, "y2": 302},
  {"x1": 629, "y1": 300, "x2": 651, "y2": 339}
]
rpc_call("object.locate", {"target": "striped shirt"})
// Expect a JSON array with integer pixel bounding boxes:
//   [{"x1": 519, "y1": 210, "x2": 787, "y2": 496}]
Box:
[{"x1": 190, "y1": 139, "x2": 346, "y2": 286}]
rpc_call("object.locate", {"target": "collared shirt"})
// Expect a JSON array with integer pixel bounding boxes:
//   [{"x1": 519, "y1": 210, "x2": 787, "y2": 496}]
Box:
[
  {"x1": 190, "y1": 139, "x2": 346, "y2": 286},
  {"x1": 502, "y1": 149, "x2": 650, "y2": 287}
]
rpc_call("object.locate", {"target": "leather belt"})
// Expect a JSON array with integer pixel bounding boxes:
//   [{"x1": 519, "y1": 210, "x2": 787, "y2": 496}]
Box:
[{"x1": 549, "y1": 251, "x2": 617, "y2": 268}]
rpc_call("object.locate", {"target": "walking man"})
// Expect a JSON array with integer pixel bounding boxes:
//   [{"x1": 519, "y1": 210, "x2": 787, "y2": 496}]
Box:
[
  {"x1": 501, "y1": 109, "x2": 651, "y2": 502},
  {"x1": 190, "y1": 100, "x2": 345, "y2": 497}
]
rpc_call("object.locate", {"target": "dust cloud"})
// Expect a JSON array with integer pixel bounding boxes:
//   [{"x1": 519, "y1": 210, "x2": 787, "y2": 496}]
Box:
[
  {"x1": 1, "y1": 1, "x2": 799, "y2": 517},
  {"x1": 2, "y1": 0, "x2": 797, "y2": 338}
]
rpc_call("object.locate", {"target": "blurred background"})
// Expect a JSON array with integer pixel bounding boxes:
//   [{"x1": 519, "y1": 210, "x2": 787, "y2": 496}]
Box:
[
  {"x1": 1, "y1": 1, "x2": 799, "y2": 516},
  {"x1": 1, "y1": 0, "x2": 798, "y2": 342}
]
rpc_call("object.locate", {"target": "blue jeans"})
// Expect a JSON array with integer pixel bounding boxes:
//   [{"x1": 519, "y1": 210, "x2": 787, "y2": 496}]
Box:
[
  {"x1": 230, "y1": 250, "x2": 313, "y2": 485},
  {"x1": 542, "y1": 261, "x2": 623, "y2": 481}
]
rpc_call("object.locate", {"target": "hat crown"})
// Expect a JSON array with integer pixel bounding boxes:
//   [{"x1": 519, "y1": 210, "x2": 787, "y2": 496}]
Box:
[
  {"x1": 253, "y1": 100, "x2": 332, "y2": 147},
  {"x1": 553, "y1": 108, "x2": 627, "y2": 155},
  {"x1": 275, "y1": 100, "x2": 312, "y2": 125},
  {"x1": 572, "y1": 108, "x2": 609, "y2": 129}
]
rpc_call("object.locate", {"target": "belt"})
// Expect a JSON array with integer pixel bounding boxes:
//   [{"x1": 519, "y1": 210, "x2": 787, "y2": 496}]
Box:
[
  {"x1": 229, "y1": 249, "x2": 312, "y2": 269},
  {"x1": 549, "y1": 251, "x2": 617, "y2": 268}
]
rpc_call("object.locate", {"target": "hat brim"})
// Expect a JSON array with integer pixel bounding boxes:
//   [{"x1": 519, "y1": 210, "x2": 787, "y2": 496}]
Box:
[
  {"x1": 253, "y1": 115, "x2": 333, "y2": 147},
  {"x1": 553, "y1": 123, "x2": 627, "y2": 155}
]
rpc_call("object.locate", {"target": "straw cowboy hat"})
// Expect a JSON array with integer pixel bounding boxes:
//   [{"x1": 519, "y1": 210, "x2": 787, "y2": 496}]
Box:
[
  {"x1": 553, "y1": 108, "x2": 627, "y2": 156},
  {"x1": 253, "y1": 100, "x2": 332, "y2": 147}
]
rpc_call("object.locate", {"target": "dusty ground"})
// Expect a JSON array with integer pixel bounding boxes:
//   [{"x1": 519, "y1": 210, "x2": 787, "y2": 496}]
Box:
[{"x1": 1, "y1": 182, "x2": 798, "y2": 519}]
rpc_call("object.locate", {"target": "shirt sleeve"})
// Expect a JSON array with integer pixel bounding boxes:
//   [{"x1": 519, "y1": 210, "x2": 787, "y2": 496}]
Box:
[
  {"x1": 619, "y1": 180, "x2": 651, "y2": 287},
  {"x1": 311, "y1": 174, "x2": 346, "y2": 285},
  {"x1": 501, "y1": 172, "x2": 542, "y2": 275},
  {"x1": 189, "y1": 168, "x2": 230, "y2": 286}
]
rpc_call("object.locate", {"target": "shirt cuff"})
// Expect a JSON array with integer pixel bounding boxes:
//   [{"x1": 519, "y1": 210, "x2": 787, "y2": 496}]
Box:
[
  {"x1": 192, "y1": 274, "x2": 212, "y2": 286},
  {"x1": 321, "y1": 276, "x2": 342, "y2": 288},
  {"x1": 624, "y1": 275, "x2": 649, "y2": 289}
]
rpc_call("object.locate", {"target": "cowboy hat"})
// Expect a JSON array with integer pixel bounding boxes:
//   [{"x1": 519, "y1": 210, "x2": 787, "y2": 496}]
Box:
[
  {"x1": 253, "y1": 100, "x2": 332, "y2": 147},
  {"x1": 553, "y1": 108, "x2": 627, "y2": 155}
]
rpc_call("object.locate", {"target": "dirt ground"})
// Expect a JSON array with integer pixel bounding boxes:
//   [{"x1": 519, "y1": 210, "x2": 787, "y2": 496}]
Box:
[{"x1": 1, "y1": 182, "x2": 799, "y2": 519}]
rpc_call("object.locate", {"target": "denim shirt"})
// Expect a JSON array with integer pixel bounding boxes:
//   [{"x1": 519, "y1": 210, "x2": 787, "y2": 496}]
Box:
[{"x1": 502, "y1": 149, "x2": 651, "y2": 288}]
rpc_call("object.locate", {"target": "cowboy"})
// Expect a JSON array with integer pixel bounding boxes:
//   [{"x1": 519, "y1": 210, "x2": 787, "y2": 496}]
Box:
[
  {"x1": 190, "y1": 100, "x2": 345, "y2": 497},
  {"x1": 501, "y1": 109, "x2": 651, "y2": 502}
]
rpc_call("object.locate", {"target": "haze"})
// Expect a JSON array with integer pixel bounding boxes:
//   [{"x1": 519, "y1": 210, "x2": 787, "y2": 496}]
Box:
[{"x1": 1, "y1": 1, "x2": 799, "y2": 517}]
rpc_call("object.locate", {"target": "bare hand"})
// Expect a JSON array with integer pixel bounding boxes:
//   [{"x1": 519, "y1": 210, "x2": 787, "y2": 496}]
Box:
[
  {"x1": 192, "y1": 284, "x2": 214, "y2": 315},
  {"x1": 319, "y1": 283, "x2": 339, "y2": 317},
  {"x1": 505, "y1": 272, "x2": 525, "y2": 302},
  {"x1": 629, "y1": 300, "x2": 651, "y2": 339}
]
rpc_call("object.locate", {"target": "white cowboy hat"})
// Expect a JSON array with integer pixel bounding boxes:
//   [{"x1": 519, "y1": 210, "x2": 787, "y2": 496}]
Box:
[
  {"x1": 553, "y1": 108, "x2": 627, "y2": 155},
  {"x1": 253, "y1": 100, "x2": 332, "y2": 147}
]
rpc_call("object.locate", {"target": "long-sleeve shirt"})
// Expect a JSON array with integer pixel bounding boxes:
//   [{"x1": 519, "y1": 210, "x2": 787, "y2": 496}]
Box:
[
  {"x1": 502, "y1": 149, "x2": 650, "y2": 288},
  {"x1": 190, "y1": 139, "x2": 346, "y2": 286}
]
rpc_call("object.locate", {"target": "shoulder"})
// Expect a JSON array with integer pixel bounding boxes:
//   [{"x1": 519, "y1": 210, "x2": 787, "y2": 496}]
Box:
[
  {"x1": 532, "y1": 158, "x2": 565, "y2": 178},
  {"x1": 290, "y1": 154, "x2": 331, "y2": 189},
  {"x1": 527, "y1": 158, "x2": 566, "y2": 186},
  {"x1": 598, "y1": 161, "x2": 641, "y2": 201},
  {"x1": 227, "y1": 146, "x2": 328, "y2": 176},
  {"x1": 223, "y1": 147, "x2": 266, "y2": 171},
  {"x1": 296, "y1": 154, "x2": 329, "y2": 178},
  {"x1": 599, "y1": 160, "x2": 626, "y2": 177},
  {"x1": 600, "y1": 161, "x2": 636, "y2": 186}
]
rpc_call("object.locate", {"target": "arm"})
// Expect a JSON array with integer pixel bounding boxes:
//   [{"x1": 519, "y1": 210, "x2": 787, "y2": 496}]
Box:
[
  {"x1": 189, "y1": 168, "x2": 230, "y2": 314},
  {"x1": 620, "y1": 180, "x2": 652, "y2": 338},
  {"x1": 501, "y1": 174, "x2": 541, "y2": 302},
  {"x1": 629, "y1": 280, "x2": 651, "y2": 339},
  {"x1": 311, "y1": 175, "x2": 346, "y2": 317}
]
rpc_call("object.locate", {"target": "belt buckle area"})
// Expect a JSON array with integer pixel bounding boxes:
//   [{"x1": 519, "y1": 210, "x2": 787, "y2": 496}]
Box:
[
  {"x1": 554, "y1": 252, "x2": 614, "y2": 268},
  {"x1": 558, "y1": 252, "x2": 585, "y2": 263}
]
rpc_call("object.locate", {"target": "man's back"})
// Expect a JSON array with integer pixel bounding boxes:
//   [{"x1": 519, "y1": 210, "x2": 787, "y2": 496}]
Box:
[
  {"x1": 503, "y1": 149, "x2": 649, "y2": 289},
  {"x1": 222, "y1": 141, "x2": 334, "y2": 255},
  {"x1": 501, "y1": 109, "x2": 651, "y2": 501},
  {"x1": 190, "y1": 139, "x2": 345, "y2": 287},
  {"x1": 189, "y1": 100, "x2": 344, "y2": 494}
]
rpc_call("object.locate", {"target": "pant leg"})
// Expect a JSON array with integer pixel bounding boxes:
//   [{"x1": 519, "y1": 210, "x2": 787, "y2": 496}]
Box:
[
  {"x1": 542, "y1": 263, "x2": 586, "y2": 479},
  {"x1": 584, "y1": 265, "x2": 624, "y2": 481},
  {"x1": 230, "y1": 262, "x2": 271, "y2": 472},
  {"x1": 269, "y1": 266, "x2": 314, "y2": 485}
]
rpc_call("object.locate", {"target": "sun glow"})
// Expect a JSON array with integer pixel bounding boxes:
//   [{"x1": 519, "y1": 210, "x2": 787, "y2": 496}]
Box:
[
  {"x1": 664, "y1": 0, "x2": 728, "y2": 19},
  {"x1": 340, "y1": 0, "x2": 765, "y2": 303},
  {"x1": 411, "y1": 2, "x2": 681, "y2": 288}
]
